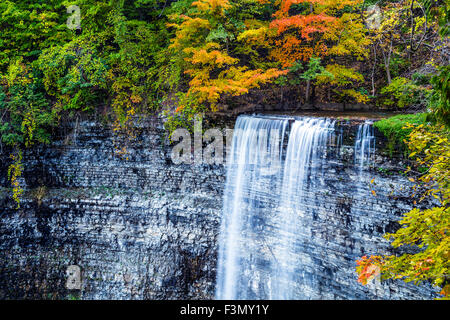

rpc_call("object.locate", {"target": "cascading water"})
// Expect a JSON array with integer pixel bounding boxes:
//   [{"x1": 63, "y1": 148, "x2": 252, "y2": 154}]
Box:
[
  {"x1": 354, "y1": 121, "x2": 376, "y2": 169},
  {"x1": 353, "y1": 121, "x2": 376, "y2": 196},
  {"x1": 216, "y1": 115, "x2": 335, "y2": 300},
  {"x1": 215, "y1": 115, "x2": 288, "y2": 300},
  {"x1": 272, "y1": 118, "x2": 335, "y2": 299}
]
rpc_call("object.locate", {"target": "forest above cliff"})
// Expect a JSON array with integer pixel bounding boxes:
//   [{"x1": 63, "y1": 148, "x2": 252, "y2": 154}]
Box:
[{"x1": 0, "y1": 0, "x2": 448, "y2": 145}]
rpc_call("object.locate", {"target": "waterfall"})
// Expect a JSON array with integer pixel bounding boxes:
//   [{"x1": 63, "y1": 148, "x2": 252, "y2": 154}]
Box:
[
  {"x1": 354, "y1": 121, "x2": 376, "y2": 169},
  {"x1": 272, "y1": 118, "x2": 335, "y2": 299},
  {"x1": 215, "y1": 115, "x2": 288, "y2": 299},
  {"x1": 216, "y1": 115, "x2": 335, "y2": 300},
  {"x1": 353, "y1": 121, "x2": 376, "y2": 196}
]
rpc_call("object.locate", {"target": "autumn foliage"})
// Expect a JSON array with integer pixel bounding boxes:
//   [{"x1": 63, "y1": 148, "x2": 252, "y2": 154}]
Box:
[
  {"x1": 167, "y1": 0, "x2": 287, "y2": 115},
  {"x1": 356, "y1": 124, "x2": 450, "y2": 299}
]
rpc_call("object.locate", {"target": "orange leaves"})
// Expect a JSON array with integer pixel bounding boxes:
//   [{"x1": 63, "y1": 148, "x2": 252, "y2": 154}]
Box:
[
  {"x1": 440, "y1": 285, "x2": 450, "y2": 297},
  {"x1": 270, "y1": 14, "x2": 335, "y2": 36},
  {"x1": 270, "y1": 36, "x2": 328, "y2": 68},
  {"x1": 186, "y1": 65, "x2": 287, "y2": 108},
  {"x1": 168, "y1": 0, "x2": 370, "y2": 115},
  {"x1": 356, "y1": 255, "x2": 383, "y2": 285},
  {"x1": 268, "y1": 0, "x2": 337, "y2": 68},
  {"x1": 184, "y1": 43, "x2": 238, "y2": 68},
  {"x1": 267, "y1": 0, "x2": 369, "y2": 72},
  {"x1": 167, "y1": 0, "x2": 290, "y2": 114},
  {"x1": 271, "y1": 37, "x2": 309, "y2": 68},
  {"x1": 181, "y1": 40, "x2": 287, "y2": 110}
]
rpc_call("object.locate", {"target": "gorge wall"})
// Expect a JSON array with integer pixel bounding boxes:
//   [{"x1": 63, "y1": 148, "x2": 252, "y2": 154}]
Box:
[{"x1": 0, "y1": 115, "x2": 438, "y2": 300}]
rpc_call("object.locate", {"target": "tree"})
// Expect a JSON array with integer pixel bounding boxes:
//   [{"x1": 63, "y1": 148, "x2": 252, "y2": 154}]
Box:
[
  {"x1": 356, "y1": 123, "x2": 450, "y2": 299},
  {"x1": 0, "y1": 1, "x2": 71, "y2": 72},
  {"x1": 356, "y1": 5, "x2": 449, "y2": 298},
  {"x1": 429, "y1": 65, "x2": 450, "y2": 126},
  {"x1": 291, "y1": 57, "x2": 333, "y2": 104},
  {"x1": 264, "y1": 0, "x2": 370, "y2": 104},
  {"x1": 165, "y1": 0, "x2": 286, "y2": 118}
]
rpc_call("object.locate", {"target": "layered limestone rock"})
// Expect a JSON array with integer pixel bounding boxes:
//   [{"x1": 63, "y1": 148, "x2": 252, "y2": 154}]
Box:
[{"x1": 0, "y1": 115, "x2": 438, "y2": 299}]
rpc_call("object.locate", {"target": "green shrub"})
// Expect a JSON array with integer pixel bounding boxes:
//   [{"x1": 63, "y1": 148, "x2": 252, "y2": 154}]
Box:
[
  {"x1": 412, "y1": 72, "x2": 431, "y2": 86},
  {"x1": 374, "y1": 113, "x2": 431, "y2": 155},
  {"x1": 380, "y1": 77, "x2": 430, "y2": 109},
  {"x1": 429, "y1": 65, "x2": 450, "y2": 126}
]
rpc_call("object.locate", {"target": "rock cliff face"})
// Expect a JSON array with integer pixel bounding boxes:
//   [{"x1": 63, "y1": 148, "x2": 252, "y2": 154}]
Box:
[{"x1": 0, "y1": 115, "x2": 437, "y2": 300}]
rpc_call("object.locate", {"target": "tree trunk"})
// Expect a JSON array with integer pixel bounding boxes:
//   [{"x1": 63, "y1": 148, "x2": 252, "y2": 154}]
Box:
[
  {"x1": 385, "y1": 61, "x2": 392, "y2": 84},
  {"x1": 409, "y1": 0, "x2": 415, "y2": 62},
  {"x1": 371, "y1": 45, "x2": 377, "y2": 96},
  {"x1": 384, "y1": 39, "x2": 393, "y2": 84},
  {"x1": 305, "y1": 79, "x2": 311, "y2": 104}
]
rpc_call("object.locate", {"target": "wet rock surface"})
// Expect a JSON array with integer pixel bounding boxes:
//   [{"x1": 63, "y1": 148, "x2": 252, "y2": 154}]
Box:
[{"x1": 0, "y1": 115, "x2": 438, "y2": 299}]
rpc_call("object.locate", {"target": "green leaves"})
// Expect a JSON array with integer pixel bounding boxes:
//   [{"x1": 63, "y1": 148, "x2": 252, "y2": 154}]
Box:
[
  {"x1": 357, "y1": 123, "x2": 450, "y2": 299},
  {"x1": 380, "y1": 77, "x2": 430, "y2": 109},
  {"x1": 429, "y1": 65, "x2": 450, "y2": 126},
  {"x1": 373, "y1": 113, "x2": 430, "y2": 154},
  {"x1": 37, "y1": 39, "x2": 109, "y2": 112},
  {"x1": 0, "y1": 1, "x2": 71, "y2": 72},
  {"x1": 300, "y1": 57, "x2": 333, "y2": 81}
]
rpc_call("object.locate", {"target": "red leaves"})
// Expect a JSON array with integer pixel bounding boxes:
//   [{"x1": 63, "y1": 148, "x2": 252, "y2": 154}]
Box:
[
  {"x1": 268, "y1": 1, "x2": 337, "y2": 68},
  {"x1": 270, "y1": 14, "x2": 335, "y2": 36},
  {"x1": 356, "y1": 255, "x2": 383, "y2": 285}
]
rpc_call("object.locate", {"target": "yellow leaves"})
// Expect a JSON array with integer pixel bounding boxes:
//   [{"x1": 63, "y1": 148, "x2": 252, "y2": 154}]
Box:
[
  {"x1": 21, "y1": 111, "x2": 37, "y2": 148},
  {"x1": 168, "y1": 17, "x2": 211, "y2": 50},
  {"x1": 3, "y1": 58, "x2": 30, "y2": 88},
  {"x1": 7, "y1": 150, "x2": 23, "y2": 209},
  {"x1": 237, "y1": 26, "x2": 270, "y2": 43},
  {"x1": 341, "y1": 89, "x2": 369, "y2": 103},
  {"x1": 186, "y1": 65, "x2": 286, "y2": 109},
  {"x1": 184, "y1": 44, "x2": 238, "y2": 68},
  {"x1": 318, "y1": 64, "x2": 364, "y2": 84},
  {"x1": 355, "y1": 123, "x2": 449, "y2": 298},
  {"x1": 267, "y1": 0, "x2": 369, "y2": 69},
  {"x1": 406, "y1": 124, "x2": 450, "y2": 204},
  {"x1": 130, "y1": 94, "x2": 142, "y2": 104},
  {"x1": 192, "y1": 0, "x2": 231, "y2": 16},
  {"x1": 317, "y1": 65, "x2": 366, "y2": 102},
  {"x1": 168, "y1": 0, "x2": 292, "y2": 114},
  {"x1": 326, "y1": 13, "x2": 371, "y2": 59}
]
